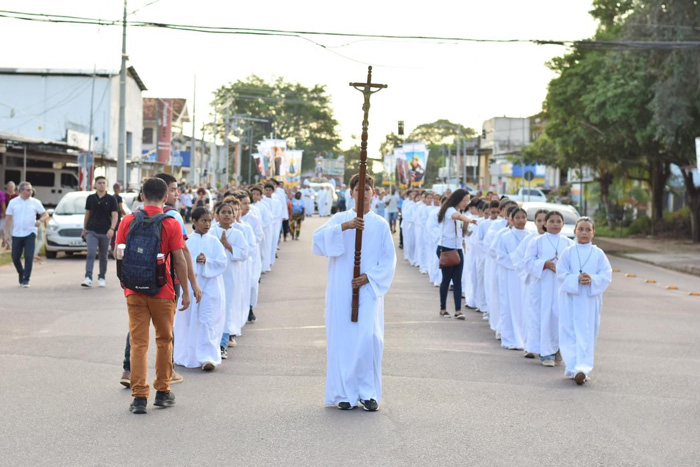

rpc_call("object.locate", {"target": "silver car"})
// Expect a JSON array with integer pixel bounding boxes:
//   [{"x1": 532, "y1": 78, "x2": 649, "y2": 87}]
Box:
[
  {"x1": 46, "y1": 191, "x2": 131, "y2": 258},
  {"x1": 520, "y1": 201, "x2": 580, "y2": 239}
]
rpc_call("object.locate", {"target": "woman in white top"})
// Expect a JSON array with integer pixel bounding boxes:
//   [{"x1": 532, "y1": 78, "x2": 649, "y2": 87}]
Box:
[{"x1": 436, "y1": 189, "x2": 472, "y2": 319}]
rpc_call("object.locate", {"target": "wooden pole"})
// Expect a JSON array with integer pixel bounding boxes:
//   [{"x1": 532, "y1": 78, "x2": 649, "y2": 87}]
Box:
[{"x1": 349, "y1": 66, "x2": 387, "y2": 322}]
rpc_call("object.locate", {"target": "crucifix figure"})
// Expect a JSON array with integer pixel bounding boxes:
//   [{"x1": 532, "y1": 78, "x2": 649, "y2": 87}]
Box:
[{"x1": 349, "y1": 66, "x2": 388, "y2": 322}]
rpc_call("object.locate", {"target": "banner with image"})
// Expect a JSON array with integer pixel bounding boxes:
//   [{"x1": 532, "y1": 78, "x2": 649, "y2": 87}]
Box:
[
  {"x1": 382, "y1": 153, "x2": 396, "y2": 186},
  {"x1": 284, "y1": 150, "x2": 303, "y2": 187},
  {"x1": 394, "y1": 147, "x2": 409, "y2": 189},
  {"x1": 256, "y1": 139, "x2": 287, "y2": 179},
  {"x1": 403, "y1": 142, "x2": 429, "y2": 187}
]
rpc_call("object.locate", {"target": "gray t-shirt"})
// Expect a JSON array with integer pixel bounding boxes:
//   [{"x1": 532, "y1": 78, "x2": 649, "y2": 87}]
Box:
[{"x1": 385, "y1": 194, "x2": 399, "y2": 213}]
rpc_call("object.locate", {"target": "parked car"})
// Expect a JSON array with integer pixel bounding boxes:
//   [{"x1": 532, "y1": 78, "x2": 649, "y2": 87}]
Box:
[
  {"x1": 1, "y1": 166, "x2": 79, "y2": 207},
  {"x1": 46, "y1": 191, "x2": 131, "y2": 258},
  {"x1": 508, "y1": 187, "x2": 548, "y2": 203},
  {"x1": 520, "y1": 201, "x2": 580, "y2": 239}
]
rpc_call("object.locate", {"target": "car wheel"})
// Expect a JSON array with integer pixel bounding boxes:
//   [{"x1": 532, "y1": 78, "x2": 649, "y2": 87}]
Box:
[{"x1": 46, "y1": 250, "x2": 57, "y2": 259}]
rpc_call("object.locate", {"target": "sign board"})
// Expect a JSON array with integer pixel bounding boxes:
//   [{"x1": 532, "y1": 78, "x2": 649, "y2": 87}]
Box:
[{"x1": 524, "y1": 170, "x2": 535, "y2": 181}]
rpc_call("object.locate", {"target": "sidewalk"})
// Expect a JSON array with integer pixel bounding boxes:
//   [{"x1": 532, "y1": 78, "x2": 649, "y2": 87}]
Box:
[{"x1": 596, "y1": 236, "x2": 700, "y2": 277}]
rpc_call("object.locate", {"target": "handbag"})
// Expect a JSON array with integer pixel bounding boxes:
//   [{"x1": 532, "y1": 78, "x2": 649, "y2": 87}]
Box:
[{"x1": 439, "y1": 216, "x2": 461, "y2": 268}]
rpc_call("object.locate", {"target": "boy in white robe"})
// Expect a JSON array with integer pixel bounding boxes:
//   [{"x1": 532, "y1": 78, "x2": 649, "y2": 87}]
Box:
[
  {"x1": 251, "y1": 186, "x2": 273, "y2": 273},
  {"x1": 557, "y1": 217, "x2": 612, "y2": 384},
  {"x1": 174, "y1": 208, "x2": 227, "y2": 371},
  {"x1": 474, "y1": 201, "x2": 491, "y2": 316},
  {"x1": 312, "y1": 174, "x2": 396, "y2": 411}
]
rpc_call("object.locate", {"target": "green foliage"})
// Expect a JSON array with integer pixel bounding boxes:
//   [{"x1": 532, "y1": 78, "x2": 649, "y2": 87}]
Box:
[
  {"x1": 212, "y1": 75, "x2": 342, "y2": 174},
  {"x1": 627, "y1": 215, "x2": 652, "y2": 235},
  {"x1": 406, "y1": 120, "x2": 476, "y2": 146},
  {"x1": 379, "y1": 133, "x2": 403, "y2": 157}
]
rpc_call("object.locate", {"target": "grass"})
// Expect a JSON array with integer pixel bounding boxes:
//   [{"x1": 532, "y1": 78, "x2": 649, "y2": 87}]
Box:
[{"x1": 0, "y1": 250, "x2": 12, "y2": 267}]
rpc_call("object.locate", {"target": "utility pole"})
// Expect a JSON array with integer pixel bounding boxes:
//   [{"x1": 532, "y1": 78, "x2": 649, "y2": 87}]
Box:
[
  {"x1": 190, "y1": 75, "x2": 197, "y2": 185},
  {"x1": 117, "y1": 0, "x2": 128, "y2": 187}
]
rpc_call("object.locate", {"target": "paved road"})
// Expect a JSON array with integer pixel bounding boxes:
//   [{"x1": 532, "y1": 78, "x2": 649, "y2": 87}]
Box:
[{"x1": 1, "y1": 216, "x2": 699, "y2": 466}]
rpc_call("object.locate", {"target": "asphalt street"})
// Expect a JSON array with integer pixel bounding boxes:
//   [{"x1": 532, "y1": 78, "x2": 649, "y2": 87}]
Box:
[{"x1": 1, "y1": 216, "x2": 699, "y2": 467}]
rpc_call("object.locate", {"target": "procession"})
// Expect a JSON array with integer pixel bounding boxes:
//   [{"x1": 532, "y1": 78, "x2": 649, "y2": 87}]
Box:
[{"x1": 2, "y1": 1, "x2": 700, "y2": 465}]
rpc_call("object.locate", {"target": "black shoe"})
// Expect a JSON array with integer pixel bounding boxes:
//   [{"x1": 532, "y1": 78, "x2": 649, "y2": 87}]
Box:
[
  {"x1": 248, "y1": 308, "x2": 257, "y2": 323},
  {"x1": 220, "y1": 346, "x2": 228, "y2": 359},
  {"x1": 153, "y1": 391, "x2": 175, "y2": 407},
  {"x1": 361, "y1": 399, "x2": 379, "y2": 412},
  {"x1": 129, "y1": 397, "x2": 147, "y2": 414},
  {"x1": 337, "y1": 402, "x2": 355, "y2": 410}
]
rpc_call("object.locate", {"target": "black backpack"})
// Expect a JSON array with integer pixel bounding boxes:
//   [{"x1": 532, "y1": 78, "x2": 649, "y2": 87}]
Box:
[{"x1": 120, "y1": 210, "x2": 168, "y2": 295}]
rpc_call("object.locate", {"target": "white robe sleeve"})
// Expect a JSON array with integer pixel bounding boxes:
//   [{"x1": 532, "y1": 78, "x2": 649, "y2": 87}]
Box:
[
  {"x1": 312, "y1": 214, "x2": 345, "y2": 258},
  {"x1": 495, "y1": 234, "x2": 514, "y2": 270},
  {"x1": 557, "y1": 246, "x2": 581, "y2": 294},
  {"x1": 201, "y1": 236, "x2": 228, "y2": 278},
  {"x1": 228, "y1": 229, "x2": 249, "y2": 262},
  {"x1": 525, "y1": 236, "x2": 546, "y2": 279},
  {"x1": 365, "y1": 221, "x2": 396, "y2": 299},
  {"x1": 589, "y1": 246, "x2": 613, "y2": 296}
]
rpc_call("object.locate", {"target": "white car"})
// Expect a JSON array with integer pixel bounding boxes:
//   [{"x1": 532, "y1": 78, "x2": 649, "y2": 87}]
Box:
[
  {"x1": 46, "y1": 191, "x2": 131, "y2": 259},
  {"x1": 520, "y1": 201, "x2": 580, "y2": 239}
]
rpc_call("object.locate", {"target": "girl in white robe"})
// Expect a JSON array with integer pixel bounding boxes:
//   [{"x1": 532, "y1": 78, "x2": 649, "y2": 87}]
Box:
[
  {"x1": 243, "y1": 201, "x2": 264, "y2": 315},
  {"x1": 557, "y1": 217, "x2": 612, "y2": 384},
  {"x1": 252, "y1": 189, "x2": 273, "y2": 273},
  {"x1": 524, "y1": 211, "x2": 574, "y2": 366},
  {"x1": 312, "y1": 176, "x2": 396, "y2": 410},
  {"x1": 425, "y1": 202, "x2": 442, "y2": 287},
  {"x1": 174, "y1": 208, "x2": 227, "y2": 370},
  {"x1": 210, "y1": 201, "x2": 249, "y2": 349},
  {"x1": 401, "y1": 195, "x2": 416, "y2": 264},
  {"x1": 474, "y1": 202, "x2": 492, "y2": 315},
  {"x1": 233, "y1": 212, "x2": 255, "y2": 330},
  {"x1": 518, "y1": 209, "x2": 548, "y2": 358},
  {"x1": 495, "y1": 208, "x2": 529, "y2": 350}
]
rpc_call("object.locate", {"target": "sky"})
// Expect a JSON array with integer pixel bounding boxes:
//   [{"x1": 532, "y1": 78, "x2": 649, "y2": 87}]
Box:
[{"x1": 0, "y1": 0, "x2": 599, "y2": 157}]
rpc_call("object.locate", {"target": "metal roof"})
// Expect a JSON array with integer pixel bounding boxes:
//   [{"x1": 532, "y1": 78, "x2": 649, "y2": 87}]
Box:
[{"x1": 0, "y1": 66, "x2": 148, "y2": 91}]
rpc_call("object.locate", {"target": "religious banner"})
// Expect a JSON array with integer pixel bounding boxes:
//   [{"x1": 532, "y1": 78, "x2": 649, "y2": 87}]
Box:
[
  {"x1": 403, "y1": 142, "x2": 429, "y2": 187},
  {"x1": 322, "y1": 158, "x2": 345, "y2": 177},
  {"x1": 382, "y1": 153, "x2": 396, "y2": 186},
  {"x1": 394, "y1": 147, "x2": 409, "y2": 189},
  {"x1": 157, "y1": 98, "x2": 173, "y2": 164},
  {"x1": 257, "y1": 139, "x2": 287, "y2": 179},
  {"x1": 284, "y1": 150, "x2": 303, "y2": 187}
]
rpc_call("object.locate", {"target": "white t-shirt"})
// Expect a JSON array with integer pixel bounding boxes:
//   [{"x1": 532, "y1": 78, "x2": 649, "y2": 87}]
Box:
[
  {"x1": 438, "y1": 207, "x2": 463, "y2": 249},
  {"x1": 385, "y1": 194, "x2": 399, "y2": 213},
  {"x1": 6, "y1": 196, "x2": 46, "y2": 237}
]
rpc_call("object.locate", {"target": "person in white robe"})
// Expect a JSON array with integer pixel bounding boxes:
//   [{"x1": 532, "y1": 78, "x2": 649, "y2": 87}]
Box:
[
  {"x1": 557, "y1": 218, "x2": 612, "y2": 384},
  {"x1": 401, "y1": 191, "x2": 416, "y2": 265},
  {"x1": 264, "y1": 183, "x2": 282, "y2": 267},
  {"x1": 251, "y1": 187, "x2": 273, "y2": 273},
  {"x1": 312, "y1": 174, "x2": 396, "y2": 411},
  {"x1": 524, "y1": 211, "x2": 574, "y2": 366},
  {"x1": 413, "y1": 195, "x2": 426, "y2": 273},
  {"x1": 474, "y1": 203, "x2": 493, "y2": 316},
  {"x1": 463, "y1": 201, "x2": 480, "y2": 309},
  {"x1": 302, "y1": 185, "x2": 315, "y2": 217},
  {"x1": 242, "y1": 197, "x2": 264, "y2": 319},
  {"x1": 317, "y1": 187, "x2": 328, "y2": 217},
  {"x1": 495, "y1": 208, "x2": 530, "y2": 350},
  {"x1": 174, "y1": 210, "x2": 227, "y2": 370},
  {"x1": 323, "y1": 187, "x2": 333, "y2": 217},
  {"x1": 210, "y1": 202, "x2": 249, "y2": 348},
  {"x1": 425, "y1": 202, "x2": 442, "y2": 287},
  {"x1": 233, "y1": 215, "x2": 256, "y2": 329},
  {"x1": 518, "y1": 209, "x2": 548, "y2": 358}
]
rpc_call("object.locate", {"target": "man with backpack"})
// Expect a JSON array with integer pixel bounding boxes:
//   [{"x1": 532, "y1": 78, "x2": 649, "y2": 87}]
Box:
[{"x1": 116, "y1": 177, "x2": 191, "y2": 414}]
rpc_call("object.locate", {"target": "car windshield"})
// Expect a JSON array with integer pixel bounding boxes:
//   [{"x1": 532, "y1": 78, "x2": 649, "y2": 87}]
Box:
[
  {"x1": 527, "y1": 207, "x2": 578, "y2": 224},
  {"x1": 55, "y1": 195, "x2": 88, "y2": 215}
]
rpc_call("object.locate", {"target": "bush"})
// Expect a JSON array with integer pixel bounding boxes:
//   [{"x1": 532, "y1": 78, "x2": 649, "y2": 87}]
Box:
[
  {"x1": 656, "y1": 207, "x2": 691, "y2": 237},
  {"x1": 627, "y1": 215, "x2": 652, "y2": 235}
]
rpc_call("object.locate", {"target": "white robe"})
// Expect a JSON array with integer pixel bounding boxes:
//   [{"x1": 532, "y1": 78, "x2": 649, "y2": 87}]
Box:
[
  {"x1": 401, "y1": 200, "x2": 416, "y2": 265},
  {"x1": 234, "y1": 221, "x2": 256, "y2": 327},
  {"x1": 425, "y1": 207, "x2": 442, "y2": 286},
  {"x1": 474, "y1": 218, "x2": 492, "y2": 312},
  {"x1": 495, "y1": 228, "x2": 529, "y2": 349},
  {"x1": 264, "y1": 196, "x2": 282, "y2": 267},
  {"x1": 210, "y1": 224, "x2": 249, "y2": 337},
  {"x1": 302, "y1": 188, "x2": 315, "y2": 216},
  {"x1": 312, "y1": 210, "x2": 396, "y2": 405},
  {"x1": 174, "y1": 232, "x2": 227, "y2": 368},
  {"x1": 515, "y1": 232, "x2": 539, "y2": 352},
  {"x1": 463, "y1": 214, "x2": 477, "y2": 307},
  {"x1": 243, "y1": 210, "x2": 263, "y2": 308},
  {"x1": 557, "y1": 243, "x2": 612, "y2": 377},
  {"x1": 486, "y1": 219, "x2": 508, "y2": 332},
  {"x1": 524, "y1": 232, "x2": 574, "y2": 357},
  {"x1": 317, "y1": 190, "x2": 328, "y2": 217},
  {"x1": 255, "y1": 200, "x2": 273, "y2": 273}
]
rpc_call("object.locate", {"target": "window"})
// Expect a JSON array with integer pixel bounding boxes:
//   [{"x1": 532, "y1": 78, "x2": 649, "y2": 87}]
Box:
[
  {"x1": 142, "y1": 127, "x2": 154, "y2": 145},
  {"x1": 61, "y1": 173, "x2": 78, "y2": 188},
  {"x1": 26, "y1": 171, "x2": 55, "y2": 187},
  {"x1": 127, "y1": 131, "x2": 133, "y2": 159},
  {"x1": 4, "y1": 169, "x2": 21, "y2": 185}
]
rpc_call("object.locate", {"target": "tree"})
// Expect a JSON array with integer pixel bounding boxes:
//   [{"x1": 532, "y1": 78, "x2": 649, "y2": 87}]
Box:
[
  {"x1": 407, "y1": 119, "x2": 476, "y2": 145},
  {"x1": 212, "y1": 75, "x2": 342, "y2": 175}
]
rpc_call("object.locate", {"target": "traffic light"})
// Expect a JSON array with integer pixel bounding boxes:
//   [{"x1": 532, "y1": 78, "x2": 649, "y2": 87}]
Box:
[{"x1": 398, "y1": 120, "x2": 404, "y2": 136}]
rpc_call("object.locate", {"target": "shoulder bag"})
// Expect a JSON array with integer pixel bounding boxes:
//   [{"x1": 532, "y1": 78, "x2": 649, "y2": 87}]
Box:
[{"x1": 439, "y1": 214, "x2": 461, "y2": 268}]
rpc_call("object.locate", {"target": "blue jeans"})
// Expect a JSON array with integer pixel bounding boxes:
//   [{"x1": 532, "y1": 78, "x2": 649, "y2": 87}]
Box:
[
  {"x1": 12, "y1": 234, "x2": 36, "y2": 284},
  {"x1": 540, "y1": 354, "x2": 556, "y2": 361},
  {"x1": 220, "y1": 333, "x2": 230, "y2": 348}
]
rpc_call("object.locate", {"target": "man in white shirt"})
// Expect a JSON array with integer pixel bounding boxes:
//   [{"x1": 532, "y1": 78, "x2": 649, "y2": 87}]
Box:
[
  {"x1": 4, "y1": 182, "x2": 48, "y2": 287},
  {"x1": 384, "y1": 188, "x2": 399, "y2": 233}
]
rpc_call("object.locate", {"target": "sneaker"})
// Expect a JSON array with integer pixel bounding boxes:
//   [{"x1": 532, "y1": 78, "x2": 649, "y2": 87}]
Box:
[
  {"x1": 120, "y1": 370, "x2": 131, "y2": 388},
  {"x1": 153, "y1": 391, "x2": 176, "y2": 407},
  {"x1": 98, "y1": 278, "x2": 106, "y2": 288},
  {"x1": 337, "y1": 402, "x2": 355, "y2": 410},
  {"x1": 21, "y1": 281, "x2": 30, "y2": 288},
  {"x1": 81, "y1": 277, "x2": 92, "y2": 287},
  {"x1": 554, "y1": 350, "x2": 563, "y2": 366},
  {"x1": 361, "y1": 399, "x2": 379, "y2": 412},
  {"x1": 18, "y1": 273, "x2": 23, "y2": 285},
  {"x1": 171, "y1": 371, "x2": 184, "y2": 384},
  {"x1": 524, "y1": 352, "x2": 535, "y2": 359},
  {"x1": 129, "y1": 397, "x2": 147, "y2": 414},
  {"x1": 220, "y1": 346, "x2": 228, "y2": 359},
  {"x1": 454, "y1": 312, "x2": 465, "y2": 320},
  {"x1": 574, "y1": 372, "x2": 587, "y2": 385},
  {"x1": 541, "y1": 359, "x2": 555, "y2": 367},
  {"x1": 227, "y1": 337, "x2": 237, "y2": 348},
  {"x1": 202, "y1": 361, "x2": 215, "y2": 371},
  {"x1": 440, "y1": 311, "x2": 451, "y2": 318},
  {"x1": 482, "y1": 313, "x2": 489, "y2": 320},
  {"x1": 248, "y1": 308, "x2": 257, "y2": 323},
  {"x1": 495, "y1": 332, "x2": 501, "y2": 340}
]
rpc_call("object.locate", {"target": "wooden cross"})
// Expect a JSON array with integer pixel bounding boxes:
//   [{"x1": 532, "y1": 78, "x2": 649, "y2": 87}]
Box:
[{"x1": 349, "y1": 66, "x2": 387, "y2": 322}]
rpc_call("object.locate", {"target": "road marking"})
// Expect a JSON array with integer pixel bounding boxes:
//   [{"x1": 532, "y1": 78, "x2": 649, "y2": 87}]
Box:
[
  {"x1": 667, "y1": 285, "x2": 679, "y2": 290},
  {"x1": 645, "y1": 280, "x2": 656, "y2": 284},
  {"x1": 625, "y1": 273, "x2": 637, "y2": 278}
]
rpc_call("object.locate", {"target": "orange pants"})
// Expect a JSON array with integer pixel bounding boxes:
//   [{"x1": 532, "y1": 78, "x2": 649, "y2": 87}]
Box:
[{"x1": 127, "y1": 295, "x2": 176, "y2": 398}]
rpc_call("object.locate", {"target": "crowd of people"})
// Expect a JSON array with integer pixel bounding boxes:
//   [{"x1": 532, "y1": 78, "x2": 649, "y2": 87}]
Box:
[
  {"x1": 398, "y1": 187, "x2": 613, "y2": 386},
  {"x1": 114, "y1": 174, "x2": 299, "y2": 414}
]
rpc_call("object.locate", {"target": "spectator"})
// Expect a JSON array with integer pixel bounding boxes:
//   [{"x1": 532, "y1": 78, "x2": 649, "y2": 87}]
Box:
[
  {"x1": 111, "y1": 183, "x2": 126, "y2": 256},
  {"x1": 179, "y1": 187, "x2": 193, "y2": 222},
  {"x1": 4, "y1": 182, "x2": 49, "y2": 287},
  {"x1": 81, "y1": 176, "x2": 118, "y2": 288}
]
